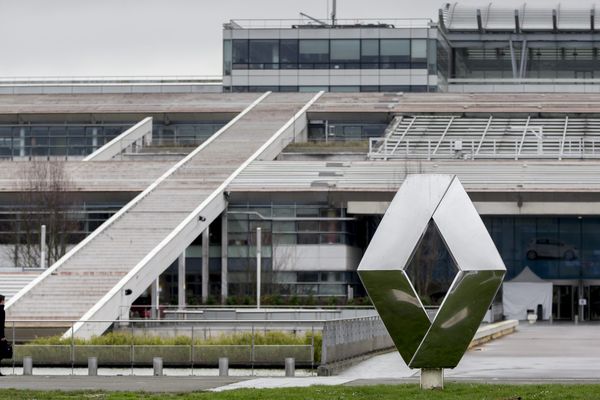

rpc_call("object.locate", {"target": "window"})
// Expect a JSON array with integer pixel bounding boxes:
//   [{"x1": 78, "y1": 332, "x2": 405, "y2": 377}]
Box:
[
  {"x1": 232, "y1": 40, "x2": 249, "y2": 69},
  {"x1": 299, "y1": 86, "x2": 328, "y2": 92},
  {"x1": 360, "y1": 85, "x2": 379, "y2": 92},
  {"x1": 330, "y1": 39, "x2": 360, "y2": 69},
  {"x1": 299, "y1": 40, "x2": 329, "y2": 68},
  {"x1": 380, "y1": 85, "x2": 410, "y2": 92},
  {"x1": 249, "y1": 40, "x2": 279, "y2": 69},
  {"x1": 280, "y1": 39, "x2": 299, "y2": 69},
  {"x1": 380, "y1": 39, "x2": 410, "y2": 69},
  {"x1": 411, "y1": 39, "x2": 427, "y2": 69},
  {"x1": 361, "y1": 39, "x2": 379, "y2": 68},
  {"x1": 428, "y1": 39, "x2": 437, "y2": 75},
  {"x1": 223, "y1": 40, "x2": 232, "y2": 76},
  {"x1": 330, "y1": 86, "x2": 359, "y2": 92}
]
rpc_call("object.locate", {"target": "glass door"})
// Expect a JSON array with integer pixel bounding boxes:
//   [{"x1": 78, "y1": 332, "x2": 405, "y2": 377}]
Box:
[
  {"x1": 589, "y1": 286, "x2": 600, "y2": 321},
  {"x1": 552, "y1": 285, "x2": 574, "y2": 320}
]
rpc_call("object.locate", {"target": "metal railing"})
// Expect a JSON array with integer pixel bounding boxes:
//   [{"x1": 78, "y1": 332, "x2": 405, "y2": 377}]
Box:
[
  {"x1": 2, "y1": 316, "x2": 391, "y2": 375},
  {"x1": 0, "y1": 75, "x2": 222, "y2": 85},
  {"x1": 4, "y1": 318, "x2": 325, "y2": 375},
  {"x1": 320, "y1": 316, "x2": 393, "y2": 365},
  {"x1": 369, "y1": 137, "x2": 600, "y2": 160},
  {"x1": 226, "y1": 18, "x2": 432, "y2": 29}
]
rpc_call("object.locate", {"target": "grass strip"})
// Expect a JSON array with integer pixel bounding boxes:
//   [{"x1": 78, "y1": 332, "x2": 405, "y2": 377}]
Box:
[{"x1": 0, "y1": 383, "x2": 599, "y2": 400}]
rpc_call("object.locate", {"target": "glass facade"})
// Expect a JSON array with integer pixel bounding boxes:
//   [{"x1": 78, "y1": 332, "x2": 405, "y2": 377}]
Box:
[
  {"x1": 228, "y1": 38, "x2": 432, "y2": 70},
  {"x1": 0, "y1": 204, "x2": 123, "y2": 244},
  {"x1": 226, "y1": 203, "x2": 361, "y2": 298},
  {"x1": 307, "y1": 121, "x2": 388, "y2": 142},
  {"x1": 231, "y1": 85, "x2": 433, "y2": 93},
  {"x1": 0, "y1": 122, "x2": 226, "y2": 159},
  {"x1": 452, "y1": 44, "x2": 600, "y2": 80},
  {"x1": 483, "y1": 216, "x2": 600, "y2": 281}
]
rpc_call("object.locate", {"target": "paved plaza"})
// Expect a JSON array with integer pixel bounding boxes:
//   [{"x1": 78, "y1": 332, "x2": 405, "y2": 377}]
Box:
[
  {"x1": 0, "y1": 323, "x2": 598, "y2": 392},
  {"x1": 341, "y1": 323, "x2": 600, "y2": 383}
]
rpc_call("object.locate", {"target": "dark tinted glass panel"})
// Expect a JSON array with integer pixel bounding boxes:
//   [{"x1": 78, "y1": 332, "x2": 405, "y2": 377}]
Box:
[
  {"x1": 330, "y1": 39, "x2": 360, "y2": 69},
  {"x1": 232, "y1": 40, "x2": 249, "y2": 69},
  {"x1": 248, "y1": 86, "x2": 280, "y2": 92},
  {"x1": 380, "y1": 39, "x2": 410, "y2": 69},
  {"x1": 380, "y1": 85, "x2": 410, "y2": 92},
  {"x1": 330, "y1": 86, "x2": 359, "y2": 92},
  {"x1": 411, "y1": 39, "x2": 427, "y2": 69},
  {"x1": 223, "y1": 40, "x2": 232, "y2": 75},
  {"x1": 299, "y1": 40, "x2": 329, "y2": 68},
  {"x1": 361, "y1": 39, "x2": 379, "y2": 68},
  {"x1": 249, "y1": 39, "x2": 279, "y2": 69},
  {"x1": 428, "y1": 39, "x2": 437, "y2": 75},
  {"x1": 411, "y1": 85, "x2": 428, "y2": 92},
  {"x1": 360, "y1": 85, "x2": 379, "y2": 92},
  {"x1": 280, "y1": 39, "x2": 299, "y2": 68}
]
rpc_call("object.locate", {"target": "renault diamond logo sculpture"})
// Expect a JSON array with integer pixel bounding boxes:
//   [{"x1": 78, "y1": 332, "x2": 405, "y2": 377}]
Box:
[{"x1": 357, "y1": 175, "x2": 506, "y2": 373}]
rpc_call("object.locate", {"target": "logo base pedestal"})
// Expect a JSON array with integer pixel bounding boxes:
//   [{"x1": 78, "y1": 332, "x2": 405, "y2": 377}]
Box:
[{"x1": 420, "y1": 368, "x2": 444, "y2": 390}]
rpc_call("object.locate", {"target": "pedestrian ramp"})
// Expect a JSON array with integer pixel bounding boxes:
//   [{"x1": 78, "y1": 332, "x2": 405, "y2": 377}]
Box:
[{"x1": 6, "y1": 91, "x2": 322, "y2": 339}]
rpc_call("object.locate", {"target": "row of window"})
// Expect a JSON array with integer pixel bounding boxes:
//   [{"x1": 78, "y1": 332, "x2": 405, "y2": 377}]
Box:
[
  {"x1": 453, "y1": 47, "x2": 600, "y2": 79},
  {"x1": 226, "y1": 85, "x2": 436, "y2": 93},
  {"x1": 0, "y1": 123, "x2": 226, "y2": 159},
  {"x1": 224, "y1": 38, "x2": 436, "y2": 73},
  {"x1": 308, "y1": 122, "x2": 388, "y2": 142}
]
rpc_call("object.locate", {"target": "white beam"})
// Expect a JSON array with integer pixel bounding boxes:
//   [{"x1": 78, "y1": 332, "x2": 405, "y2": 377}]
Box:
[
  {"x1": 83, "y1": 117, "x2": 152, "y2": 161},
  {"x1": 202, "y1": 228, "x2": 210, "y2": 304}
]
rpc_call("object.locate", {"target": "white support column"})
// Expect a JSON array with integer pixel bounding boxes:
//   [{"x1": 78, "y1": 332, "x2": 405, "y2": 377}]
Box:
[
  {"x1": 202, "y1": 227, "x2": 210, "y2": 303},
  {"x1": 151, "y1": 278, "x2": 159, "y2": 320},
  {"x1": 92, "y1": 127, "x2": 98, "y2": 150},
  {"x1": 40, "y1": 225, "x2": 47, "y2": 269},
  {"x1": 19, "y1": 127, "x2": 25, "y2": 158},
  {"x1": 256, "y1": 227, "x2": 261, "y2": 309},
  {"x1": 221, "y1": 212, "x2": 228, "y2": 304},
  {"x1": 178, "y1": 252, "x2": 186, "y2": 310}
]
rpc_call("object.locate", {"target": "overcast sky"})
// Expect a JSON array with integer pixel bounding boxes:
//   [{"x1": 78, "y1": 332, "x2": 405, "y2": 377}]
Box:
[{"x1": 0, "y1": 0, "x2": 565, "y2": 78}]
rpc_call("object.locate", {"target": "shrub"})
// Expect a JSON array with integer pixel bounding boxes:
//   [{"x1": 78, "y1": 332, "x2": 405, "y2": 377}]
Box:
[{"x1": 28, "y1": 331, "x2": 323, "y2": 363}]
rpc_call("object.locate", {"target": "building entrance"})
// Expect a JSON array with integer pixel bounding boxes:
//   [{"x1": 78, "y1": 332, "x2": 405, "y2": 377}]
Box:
[
  {"x1": 552, "y1": 285, "x2": 574, "y2": 320},
  {"x1": 588, "y1": 286, "x2": 600, "y2": 321}
]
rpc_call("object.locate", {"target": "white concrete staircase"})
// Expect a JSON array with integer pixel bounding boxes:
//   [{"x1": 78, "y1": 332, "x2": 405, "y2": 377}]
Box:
[
  {"x1": 6, "y1": 92, "x2": 322, "y2": 338},
  {"x1": 0, "y1": 272, "x2": 40, "y2": 301}
]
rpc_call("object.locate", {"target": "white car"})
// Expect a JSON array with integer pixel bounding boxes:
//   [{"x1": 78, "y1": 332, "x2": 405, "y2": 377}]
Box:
[{"x1": 526, "y1": 238, "x2": 578, "y2": 260}]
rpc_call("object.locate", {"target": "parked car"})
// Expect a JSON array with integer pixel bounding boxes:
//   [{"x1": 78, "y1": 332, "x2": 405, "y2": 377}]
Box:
[{"x1": 526, "y1": 238, "x2": 578, "y2": 260}]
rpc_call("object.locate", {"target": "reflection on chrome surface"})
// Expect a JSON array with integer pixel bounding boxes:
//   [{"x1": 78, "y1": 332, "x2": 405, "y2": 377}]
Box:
[{"x1": 358, "y1": 175, "x2": 506, "y2": 369}]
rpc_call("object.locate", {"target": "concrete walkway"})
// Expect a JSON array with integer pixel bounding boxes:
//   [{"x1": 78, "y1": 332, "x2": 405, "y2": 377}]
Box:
[
  {"x1": 0, "y1": 324, "x2": 599, "y2": 392},
  {"x1": 341, "y1": 322, "x2": 600, "y2": 382}
]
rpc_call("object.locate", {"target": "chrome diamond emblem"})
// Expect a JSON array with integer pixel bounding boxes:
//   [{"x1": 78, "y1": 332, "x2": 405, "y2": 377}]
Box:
[{"x1": 358, "y1": 175, "x2": 506, "y2": 369}]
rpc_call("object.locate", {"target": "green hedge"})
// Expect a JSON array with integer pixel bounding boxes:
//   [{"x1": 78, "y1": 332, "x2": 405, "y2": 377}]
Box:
[{"x1": 29, "y1": 331, "x2": 322, "y2": 363}]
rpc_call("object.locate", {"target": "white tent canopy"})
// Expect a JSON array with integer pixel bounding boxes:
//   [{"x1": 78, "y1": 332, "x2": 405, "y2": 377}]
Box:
[{"x1": 502, "y1": 267, "x2": 553, "y2": 320}]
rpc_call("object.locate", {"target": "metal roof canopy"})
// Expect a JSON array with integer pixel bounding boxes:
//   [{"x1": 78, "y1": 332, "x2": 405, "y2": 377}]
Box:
[{"x1": 440, "y1": 2, "x2": 598, "y2": 34}]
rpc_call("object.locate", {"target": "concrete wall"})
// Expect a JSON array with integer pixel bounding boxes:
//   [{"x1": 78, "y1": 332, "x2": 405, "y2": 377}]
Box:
[{"x1": 273, "y1": 244, "x2": 362, "y2": 272}]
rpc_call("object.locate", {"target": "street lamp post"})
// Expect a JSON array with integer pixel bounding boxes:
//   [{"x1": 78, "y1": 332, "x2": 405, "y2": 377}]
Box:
[{"x1": 256, "y1": 227, "x2": 261, "y2": 309}]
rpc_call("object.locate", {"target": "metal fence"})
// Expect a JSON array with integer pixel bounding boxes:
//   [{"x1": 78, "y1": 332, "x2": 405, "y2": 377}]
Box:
[
  {"x1": 3, "y1": 318, "x2": 323, "y2": 375},
  {"x1": 320, "y1": 316, "x2": 393, "y2": 365},
  {"x1": 2, "y1": 315, "x2": 392, "y2": 375}
]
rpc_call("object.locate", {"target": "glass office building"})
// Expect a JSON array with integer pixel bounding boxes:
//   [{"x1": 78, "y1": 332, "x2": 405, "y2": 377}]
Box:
[
  {"x1": 224, "y1": 4, "x2": 600, "y2": 93},
  {"x1": 223, "y1": 19, "x2": 439, "y2": 93}
]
